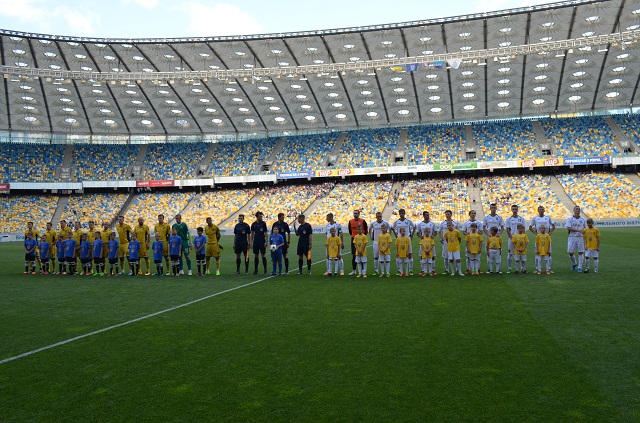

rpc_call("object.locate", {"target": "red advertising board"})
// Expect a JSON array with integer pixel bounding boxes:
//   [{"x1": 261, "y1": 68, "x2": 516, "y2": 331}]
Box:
[
  {"x1": 0, "y1": 183, "x2": 9, "y2": 193},
  {"x1": 136, "y1": 180, "x2": 175, "y2": 188}
]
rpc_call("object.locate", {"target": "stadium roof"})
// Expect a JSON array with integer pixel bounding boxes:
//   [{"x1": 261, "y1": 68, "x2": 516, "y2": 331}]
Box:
[{"x1": 1, "y1": 0, "x2": 639, "y2": 136}]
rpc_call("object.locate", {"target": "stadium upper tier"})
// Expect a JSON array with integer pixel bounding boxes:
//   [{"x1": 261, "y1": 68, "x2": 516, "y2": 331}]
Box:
[{"x1": 0, "y1": 1, "x2": 639, "y2": 136}]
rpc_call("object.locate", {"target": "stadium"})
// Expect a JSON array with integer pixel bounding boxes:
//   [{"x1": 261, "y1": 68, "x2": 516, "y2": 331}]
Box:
[{"x1": 2, "y1": 0, "x2": 640, "y2": 421}]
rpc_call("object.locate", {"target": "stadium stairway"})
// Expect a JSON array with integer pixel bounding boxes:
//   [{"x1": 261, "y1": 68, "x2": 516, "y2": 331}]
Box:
[
  {"x1": 391, "y1": 129, "x2": 408, "y2": 164},
  {"x1": 260, "y1": 137, "x2": 286, "y2": 171},
  {"x1": 532, "y1": 121, "x2": 558, "y2": 156},
  {"x1": 55, "y1": 144, "x2": 74, "y2": 181},
  {"x1": 382, "y1": 181, "x2": 403, "y2": 221},
  {"x1": 218, "y1": 190, "x2": 263, "y2": 228},
  {"x1": 464, "y1": 124, "x2": 476, "y2": 161},
  {"x1": 605, "y1": 116, "x2": 637, "y2": 153},
  {"x1": 126, "y1": 144, "x2": 147, "y2": 180},
  {"x1": 466, "y1": 182, "x2": 485, "y2": 219},
  {"x1": 193, "y1": 144, "x2": 217, "y2": 178},
  {"x1": 549, "y1": 175, "x2": 585, "y2": 217},
  {"x1": 625, "y1": 172, "x2": 640, "y2": 189},
  {"x1": 110, "y1": 190, "x2": 136, "y2": 228},
  {"x1": 323, "y1": 133, "x2": 347, "y2": 167},
  {"x1": 169, "y1": 193, "x2": 202, "y2": 225},
  {"x1": 51, "y1": 194, "x2": 70, "y2": 227}
]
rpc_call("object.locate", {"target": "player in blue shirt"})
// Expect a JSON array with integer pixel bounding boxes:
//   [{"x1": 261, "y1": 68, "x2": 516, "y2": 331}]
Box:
[
  {"x1": 64, "y1": 231, "x2": 78, "y2": 275},
  {"x1": 56, "y1": 233, "x2": 66, "y2": 274},
  {"x1": 169, "y1": 228, "x2": 183, "y2": 276},
  {"x1": 107, "y1": 232, "x2": 120, "y2": 276},
  {"x1": 79, "y1": 233, "x2": 93, "y2": 275},
  {"x1": 92, "y1": 232, "x2": 105, "y2": 276},
  {"x1": 24, "y1": 232, "x2": 38, "y2": 275},
  {"x1": 193, "y1": 227, "x2": 207, "y2": 277},
  {"x1": 128, "y1": 233, "x2": 141, "y2": 277},
  {"x1": 151, "y1": 233, "x2": 165, "y2": 276},
  {"x1": 269, "y1": 227, "x2": 285, "y2": 276},
  {"x1": 39, "y1": 237, "x2": 51, "y2": 275}
]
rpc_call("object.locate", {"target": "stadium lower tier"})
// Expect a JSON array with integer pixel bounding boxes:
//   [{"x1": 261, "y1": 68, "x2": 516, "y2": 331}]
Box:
[{"x1": 3, "y1": 171, "x2": 639, "y2": 238}]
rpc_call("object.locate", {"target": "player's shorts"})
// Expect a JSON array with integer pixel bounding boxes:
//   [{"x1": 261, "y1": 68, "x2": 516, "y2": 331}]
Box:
[
  {"x1": 170, "y1": 254, "x2": 181, "y2": 263},
  {"x1": 514, "y1": 254, "x2": 527, "y2": 262},
  {"x1": 297, "y1": 243, "x2": 310, "y2": 257},
  {"x1": 25, "y1": 253, "x2": 36, "y2": 262},
  {"x1": 65, "y1": 256, "x2": 75, "y2": 263},
  {"x1": 468, "y1": 253, "x2": 480, "y2": 262},
  {"x1": 119, "y1": 243, "x2": 129, "y2": 258},
  {"x1": 35, "y1": 248, "x2": 40, "y2": 259},
  {"x1": 373, "y1": 241, "x2": 379, "y2": 258},
  {"x1": 422, "y1": 252, "x2": 433, "y2": 260},
  {"x1": 585, "y1": 249, "x2": 599, "y2": 259},
  {"x1": 488, "y1": 249, "x2": 501, "y2": 262},
  {"x1": 161, "y1": 241, "x2": 169, "y2": 257},
  {"x1": 355, "y1": 255, "x2": 368, "y2": 263},
  {"x1": 567, "y1": 237, "x2": 585, "y2": 254},
  {"x1": 271, "y1": 250, "x2": 283, "y2": 261},
  {"x1": 379, "y1": 254, "x2": 390, "y2": 262},
  {"x1": 196, "y1": 254, "x2": 205, "y2": 261},
  {"x1": 253, "y1": 244, "x2": 266, "y2": 255},
  {"x1": 508, "y1": 239, "x2": 515, "y2": 255},
  {"x1": 206, "y1": 243, "x2": 220, "y2": 258},
  {"x1": 139, "y1": 244, "x2": 148, "y2": 258},
  {"x1": 447, "y1": 251, "x2": 461, "y2": 261},
  {"x1": 281, "y1": 242, "x2": 289, "y2": 255},
  {"x1": 128, "y1": 257, "x2": 139, "y2": 265},
  {"x1": 81, "y1": 258, "x2": 91, "y2": 266},
  {"x1": 109, "y1": 258, "x2": 118, "y2": 265},
  {"x1": 234, "y1": 242, "x2": 248, "y2": 255},
  {"x1": 94, "y1": 257, "x2": 104, "y2": 265},
  {"x1": 41, "y1": 258, "x2": 50, "y2": 264}
]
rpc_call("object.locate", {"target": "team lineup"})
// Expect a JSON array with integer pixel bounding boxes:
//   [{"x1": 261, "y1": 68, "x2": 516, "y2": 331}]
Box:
[{"x1": 22, "y1": 203, "x2": 601, "y2": 278}]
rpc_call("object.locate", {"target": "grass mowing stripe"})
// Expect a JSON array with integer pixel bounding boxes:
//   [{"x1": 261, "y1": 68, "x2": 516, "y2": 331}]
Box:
[{"x1": 0, "y1": 252, "x2": 350, "y2": 366}]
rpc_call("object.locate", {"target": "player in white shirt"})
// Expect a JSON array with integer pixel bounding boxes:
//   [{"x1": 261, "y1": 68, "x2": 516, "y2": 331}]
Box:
[
  {"x1": 483, "y1": 203, "x2": 505, "y2": 237},
  {"x1": 566, "y1": 205, "x2": 587, "y2": 272},
  {"x1": 369, "y1": 211, "x2": 391, "y2": 276},
  {"x1": 325, "y1": 213, "x2": 345, "y2": 275},
  {"x1": 438, "y1": 210, "x2": 458, "y2": 274},
  {"x1": 392, "y1": 208, "x2": 415, "y2": 275},
  {"x1": 505, "y1": 204, "x2": 526, "y2": 273},
  {"x1": 529, "y1": 205, "x2": 556, "y2": 272},
  {"x1": 416, "y1": 211, "x2": 438, "y2": 275},
  {"x1": 462, "y1": 210, "x2": 484, "y2": 274}
]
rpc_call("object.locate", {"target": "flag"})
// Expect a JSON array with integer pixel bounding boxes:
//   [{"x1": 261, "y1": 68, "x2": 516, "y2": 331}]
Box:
[
  {"x1": 392, "y1": 65, "x2": 404, "y2": 72},
  {"x1": 432, "y1": 61, "x2": 445, "y2": 69},
  {"x1": 405, "y1": 63, "x2": 419, "y2": 72},
  {"x1": 447, "y1": 59, "x2": 462, "y2": 69}
]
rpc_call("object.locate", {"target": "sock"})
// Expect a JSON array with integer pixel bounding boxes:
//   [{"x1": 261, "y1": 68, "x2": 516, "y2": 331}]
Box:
[
  {"x1": 570, "y1": 255, "x2": 577, "y2": 265},
  {"x1": 186, "y1": 257, "x2": 191, "y2": 271},
  {"x1": 307, "y1": 259, "x2": 311, "y2": 271},
  {"x1": 578, "y1": 255, "x2": 584, "y2": 268},
  {"x1": 197, "y1": 263, "x2": 202, "y2": 274},
  {"x1": 409, "y1": 258, "x2": 413, "y2": 273},
  {"x1": 465, "y1": 256, "x2": 470, "y2": 270},
  {"x1": 507, "y1": 254, "x2": 512, "y2": 269},
  {"x1": 298, "y1": 258, "x2": 303, "y2": 273},
  {"x1": 206, "y1": 258, "x2": 210, "y2": 272},
  {"x1": 254, "y1": 257, "x2": 259, "y2": 272},
  {"x1": 284, "y1": 257, "x2": 289, "y2": 272},
  {"x1": 236, "y1": 257, "x2": 241, "y2": 271},
  {"x1": 326, "y1": 259, "x2": 331, "y2": 273},
  {"x1": 548, "y1": 256, "x2": 553, "y2": 269},
  {"x1": 374, "y1": 258, "x2": 378, "y2": 272},
  {"x1": 339, "y1": 259, "x2": 344, "y2": 272},
  {"x1": 457, "y1": 262, "x2": 461, "y2": 273},
  {"x1": 216, "y1": 258, "x2": 220, "y2": 270},
  {"x1": 594, "y1": 259, "x2": 598, "y2": 271},
  {"x1": 262, "y1": 257, "x2": 268, "y2": 272},
  {"x1": 273, "y1": 261, "x2": 277, "y2": 274},
  {"x1": 245, "y1": 257, "x2": 249, "y2": 272}
]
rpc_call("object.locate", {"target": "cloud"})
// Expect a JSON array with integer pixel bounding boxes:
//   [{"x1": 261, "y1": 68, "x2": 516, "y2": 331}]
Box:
[
  {"x1": 0, "y1": 0, "x2": 51, "y2": 31},
  {"x1": 473, "y1": 0, "x2": 555, "y2": 13},
  {"x1": 122, "y1": 0, "x2": 160, "y2": 8},
  {"x1": 186, "y1": 2, "x2": 263, "y2": 36},
  {"x1": 53, "y1": 6, "x2": 101, "y2": 36}
]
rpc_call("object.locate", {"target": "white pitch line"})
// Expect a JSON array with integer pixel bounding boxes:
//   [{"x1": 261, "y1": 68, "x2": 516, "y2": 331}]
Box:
[{"x1": 0, "y1": 252, "x2": 357, "y2": 366}]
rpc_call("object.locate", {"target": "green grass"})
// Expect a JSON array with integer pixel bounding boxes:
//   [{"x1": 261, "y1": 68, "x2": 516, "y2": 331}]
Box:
[{"x1": 1, "y1": 229, "x2": 639, "y2": 422}]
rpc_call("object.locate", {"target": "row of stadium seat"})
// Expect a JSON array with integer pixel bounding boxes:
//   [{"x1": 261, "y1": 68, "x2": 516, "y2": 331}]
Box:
[
  {"x1": 3, "y1": 114, "x2": 639, "y2": 183},
  {"x1": 3, "y1": 173, "x2": 640, "y2": 233}
]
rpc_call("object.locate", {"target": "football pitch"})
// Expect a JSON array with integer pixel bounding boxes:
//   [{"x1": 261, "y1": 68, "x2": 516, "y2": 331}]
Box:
[{"x1": 1, "y1": 228, "x2": 639, "y2": 422}]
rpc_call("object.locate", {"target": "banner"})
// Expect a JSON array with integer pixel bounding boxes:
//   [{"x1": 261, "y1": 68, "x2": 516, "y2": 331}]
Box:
[
  {"x1": 136, "y1": 179, "x2": 175, "y2": 188},
  {"x1": 277, "y1": 170, "x2": 314, "y2": 180},
  {"x1": 478, "y1": 161, "x2": 508, "y2": 169},
  {"x1": 0, "y1": 183, "x2": 9, "y2": 193},
  {"x1": 563, "y1": 156, "x2": 610, "y2": 165},
  {"x1": 435, "y1": 162, "x2": 478, "y2": 171},
  {"x1": 315, "y1": 168, "x2": 353, "y2": 178},
  {"x1": 405, "y1": 63, "x2": 419, "y2": 72},
  {"x1": 447, "y1": 59, "x2": 462, "y2": 69},
  {"x1": 519, "y1": 158, "x2": 564, "y2": 168}
]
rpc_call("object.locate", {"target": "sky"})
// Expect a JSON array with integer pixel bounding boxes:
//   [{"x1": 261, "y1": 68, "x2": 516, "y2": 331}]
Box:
[{"x1": 0, "y1": 0, "x2": 557, "y2": 39}]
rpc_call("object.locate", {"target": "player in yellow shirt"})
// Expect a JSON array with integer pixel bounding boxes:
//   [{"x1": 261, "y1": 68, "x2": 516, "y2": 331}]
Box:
[
  {"x1": 465, "y1": 223, "x2": 483, "y2": 275},
  {"x1": 444, "y1": 221, "x2": 463, "y2": 276},
  {"x1": 100, "y1": 222, "x2": 113, "y2": 258},
  {"x1": 204, "y1": 217, "x2": 222, "y2": 276},
  {"x1": 43, "y1": 222, "x2": 58, "y2": 271},
  {"x1": 155, "y1": 214, "x2": 172, "y2": 275},
  {"x1": 72, "y1": 221, "x2": 85, "y2": 269},
  {"x1": 377, "y1": 225, "x2": 392, "y2": 278},
  {"x1": 486, "y1": 227, "x2": 503, "y2": 274},
  {"x1": 58, "y1": 219, "x2": 73, "y2": 239},
  {"x1": 535, "y1": 224, "x2": 552, "y2": 274},
  {"x1": 419, "y1": 235, "x2": 435, "y2": 276},
  {"x1": 511, "y1": 224, "x2": 529, "y2": 274},
  {"x1": 583, "y1": 218, "x2": 600, "y2": 273},
  {"x1": 325, "y1": 227, "x2": 342, "y2": 276},
  {"x1": 353, "y1": 226, "x2": 368, "y2": 278},
  {"x1": 395, "y1": 227, "x2": 412, "y2": 277},
  {"x1": 115, "y1": 215, "x2": 133, "y2": 274},
  {"x1": 135, "y1": 217, "x2": 151, "y2": 275}
]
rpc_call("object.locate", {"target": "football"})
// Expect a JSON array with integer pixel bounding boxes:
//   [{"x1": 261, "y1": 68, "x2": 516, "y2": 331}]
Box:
[{"x1": 270, "y1": 244, "x2": 277, "y2": 252}]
